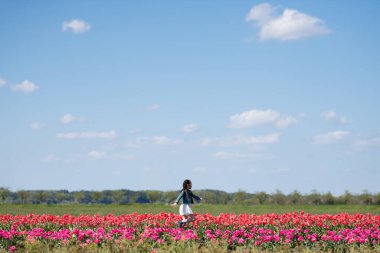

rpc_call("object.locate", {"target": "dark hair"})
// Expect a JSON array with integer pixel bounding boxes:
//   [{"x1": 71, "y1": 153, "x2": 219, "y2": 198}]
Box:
[{"x1": 182, "y1": 179, "x2": 191, "y2": 191}]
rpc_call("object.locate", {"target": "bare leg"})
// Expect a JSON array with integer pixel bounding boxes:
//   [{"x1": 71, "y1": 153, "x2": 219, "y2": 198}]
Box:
[
  {"x1": 177, "y1": 215, "x2": 188, "y2": 228},
  {"x1": 187, "y1": 214, "x2": 196, "y2": 223}
]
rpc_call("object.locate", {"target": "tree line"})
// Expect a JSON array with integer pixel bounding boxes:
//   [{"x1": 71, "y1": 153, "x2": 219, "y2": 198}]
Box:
[{"x1": 0, "y1": 187, "x2": 379, "y2": 205}]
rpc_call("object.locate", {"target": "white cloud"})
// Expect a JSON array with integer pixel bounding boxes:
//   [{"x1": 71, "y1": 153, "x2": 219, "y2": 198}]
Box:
[
  {"x1": 313, "y1": 131, "x2": 350, "y2": 144},
  {"x1": 229, "y1": 109, "x2": 298, "y2": 129},
  {"x1": 242, "y1": 133, "x2": 279, "y2": 145},
  {"x1": 56, "y1": 130, "x2": 117, "y2": 140},
  {"x1": 321, "y1": 110, "x2": 336, "y2": 121},
  {"x1": 88, "y1": 150, "x2": 106, "y2": 159},
  {"x1": 87, "y1": 150, "x2": 134, "y2": 160},
  {"x1": 150, "y1": 136, "x2": 179, "y2": 145},
  {"x1": 60, "y1": 114, "x2": 75, "y2": 124},
  {"x1": 246, "y1": 3, "x2": 275, "y2": 26},
  {"x1": 181, "y1": 123, "x2": 199, "y2": 133},
  {"x1": 146, "y1": 104, "x2": 160, "y2": 111},
  {"x1": 229, "y1": 109, "x2": 279, "y2": 129},
  {"x1": 276, "y1": 116, "x2": 298, "y2": 129},
  {"x1": 128, "y1": 136, "x2": 181, "y2": 147},
  {"x1": 321, "y1": 110, "x2": 349, "y2": 124},
  {"x1": 60, "y1": 114, "x2": 87, "y2": 124},
  {"x1": 339, "y1": 116, "x2": 349, "y2": 124},
  {"x1": 214, "y1": 151, "x2": 248, "y2": 159},
  {"x1": 30, "y1": 122, "x2": 43, "y2": 130},
  {"x1": 201, "y1": 133, "x2": 279, "y2": 147},
  {"x1": 246, "y1": 3, "x2": 330, "y2": 41},
  {"x1": 0, "y1": 78, "x2": 6, "y2": 87},
  {"x1": 11, "y1": 80, "x2": 39, "y2": 93},
  {"x1": 200, "y1": 137, "x2": 218, "y2": 146},
  {"x1": 62, "y1": 19, "x2": 91, "y2": 33},
  {"x1": 352, "y1": 134, "x2": 380, "y2": 150},
  {"x1": 41, "y1": 154, "x2": 60, "y2": 162}
]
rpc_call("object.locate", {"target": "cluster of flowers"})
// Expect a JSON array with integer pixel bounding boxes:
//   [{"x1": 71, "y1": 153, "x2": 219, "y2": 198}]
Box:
[{"x1": 1, "y1": 212, "x2": 379, "y2": 251}]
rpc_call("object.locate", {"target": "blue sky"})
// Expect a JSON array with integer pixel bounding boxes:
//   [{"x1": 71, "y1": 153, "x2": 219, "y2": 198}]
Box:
[{"x1": 1, "y1": 1, "x2": 379, "y2": 194}]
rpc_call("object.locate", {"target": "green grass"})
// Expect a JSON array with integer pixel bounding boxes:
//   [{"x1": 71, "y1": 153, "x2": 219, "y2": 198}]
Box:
[{"x1": 0, "y1": 204, "x2": 379, "y2": 216}]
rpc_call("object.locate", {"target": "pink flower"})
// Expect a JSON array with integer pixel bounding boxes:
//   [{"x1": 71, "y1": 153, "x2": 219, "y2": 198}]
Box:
[
  {"x1": 297, "y1": 236, "x2": 304, "y2": 241},
  {"x1": 9, "y1": 246, "x2": 16, "y2": 252}
]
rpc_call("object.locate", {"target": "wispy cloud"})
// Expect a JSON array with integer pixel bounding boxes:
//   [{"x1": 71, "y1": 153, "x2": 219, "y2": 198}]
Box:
[
  {"x1": 201, "y1": 133, "x2": 279, "y2": 147},
  {"x1": 229, "y1": 109, "x2": 279, "y2": 128},
  {"x1": 352, "y1": 134, "x2": 380, "y2": 150},
  {"x1": 41, "y1": 154, "x2": 60, "y2": 162},
  {"x1": 313, "y1": 131, "x2": 350, "y2": 144},
  {"x1": 229, "y1": 109, "x2": 298, "y2": 129},
  {"x1": 62, "y1": 19, "x2": 91, "y2": 33},
  {"x1": 88, "y1": 150, "x2": 106, "y2": 159},
  {"x1": 181, "y1": 123, "x2": 199, "y2": 133},
  {"x1": 246, "y1": 3, "x2": 330, "y2": 41},
  {"x1": 60, "y1": 114, "x2": 86, "y2": 124},
  {"x1": 30, "y1": 122, "x2": 43, "y2": 130},
  {"x1": 146, "y1": 104, "x2": 160, "y2": 111},
  {"x1": 128, "y1": 136, "x2": 181, "y2": 147},
  {"x1": 0, "y1": 78, "x2": 6, "y2": 87},
  {"x1": 214, "y1": 151, "x2": 249, "y2": 159},
  {"x1": 321, "y1": 110, "x2": 349, "y2": 124},
  {"x1": 275, "y1": 116, "x2": 298, "y2": 129},
  {"x1": 60, "y1": 114, "x2": 75, "y2": 124},
  {"x1": 11, "y1": 80, "x2": 39, "y2": 93},
  {"x1": 56, "y1": 130, "x2": 117, "y2": 140},
  {"x1": 87, "y1": 149, "x2": 135, "y2": 160}
]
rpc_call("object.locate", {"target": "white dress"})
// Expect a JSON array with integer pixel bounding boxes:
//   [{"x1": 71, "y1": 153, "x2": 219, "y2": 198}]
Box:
[{"x1": 179, "y1": 204, "x2": 193, "y2": 215}]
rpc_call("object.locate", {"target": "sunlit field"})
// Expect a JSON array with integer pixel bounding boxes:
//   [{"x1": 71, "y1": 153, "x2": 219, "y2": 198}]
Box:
[
  {"x1": 1, "y1": 204, "x2": 380, "y2": 216},
  {"x1": 1, "y1": 204, "x2": 380, "y2": 252}
]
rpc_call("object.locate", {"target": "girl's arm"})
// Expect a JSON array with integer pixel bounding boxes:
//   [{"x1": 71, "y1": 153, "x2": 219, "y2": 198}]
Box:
[
  {"x1": 173, "y1": 190, "x2": 184, "y2": 204},
  {"x1": 190, "y1": 191, "x2": 202, "y2": 202}
]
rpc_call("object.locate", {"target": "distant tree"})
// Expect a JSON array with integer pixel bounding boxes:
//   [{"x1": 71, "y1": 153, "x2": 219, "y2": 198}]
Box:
[
  {"x1": 339, "y1": 190, "x2": 354, "y2": 204},
  {"x1": 163, "y1": 191, "x2": 178, "y2": 204},
  {"x1": 136, "y1": 192, "x2": 149, "y2": 203},
  {"x1": 100, "y1": 190, "x2": 114, "y2": 204},
  {"x1": 112, "y1": 190, "x2": 125, "y2": 204},
  {"x1": 91, "y1": 191, "x2": 103, "y2": 204},
  {"x1": 146, "y1": 191, "x2": 161, "y2": 203},
  {"x1": 255, "y1": 191, "x2": 269, "y2": 205},
  {"x1": 374, "y1": 192, "x2": 380, "y2": 205},
  {"x1": 306, "y1": 190, "x2": 322, "y2": 205},
  {"x1": 56, "y1": 192, "x2": 66, "y2": 203},
  {"x1": 233, "y1": 189, "x2": 248, "y2": 204},
  {"x1": 359, "y1": 190, "x2": 373, "y2": 205},
  {"x1": 35, "y1": 191, "x2": 49, "y2": 204},
  {"x1": 202, "y1": 191, "x2": 218, "y2": 204},
  {"x1": 219, "y1": 192, "x2": 229, "y2": 204},
  {"x1": 17, "y1": 190, "x2": 31, "y2": 204},
  {"x1": 0, "y1": 187, "x2": 10, "y2": 203},
  {"x1": 272, "y1": 189, "x2": 287, "y2": 205},
  {"x1": 289, "y1": 190, "x2": 302, "y2": 204},
  {"x1": 73, "y1": 191, "x2": 86, "y2": 204},
  {"x1": 322, "y1": 192, "x2": 335, "y2": 205}
]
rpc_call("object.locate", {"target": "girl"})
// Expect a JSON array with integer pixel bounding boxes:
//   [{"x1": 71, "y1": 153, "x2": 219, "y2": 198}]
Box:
[{"x1": 171, "y1": 179, "x2": 202, "y2": 228}]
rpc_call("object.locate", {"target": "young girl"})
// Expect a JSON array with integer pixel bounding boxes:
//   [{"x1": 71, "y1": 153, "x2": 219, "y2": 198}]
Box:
[{"x1": 171, "y1": 179, "x2": 202, "y2": 228}]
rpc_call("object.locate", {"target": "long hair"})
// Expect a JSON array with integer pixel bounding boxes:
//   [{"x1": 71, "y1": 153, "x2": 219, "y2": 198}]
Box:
[
  {"x1": 182, "y1": 179, "x2": 192, "y2": 203},
  {"x1": 182, "y1": 179, "x2": 191, "y2": 192}
]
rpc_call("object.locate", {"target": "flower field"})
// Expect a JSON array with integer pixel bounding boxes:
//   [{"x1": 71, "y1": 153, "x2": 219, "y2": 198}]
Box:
[{"x1": 1, "y1": 212, "x2": 380, "y2": 252}]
